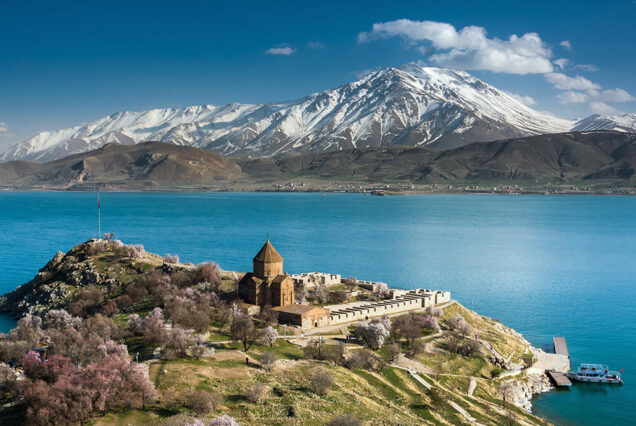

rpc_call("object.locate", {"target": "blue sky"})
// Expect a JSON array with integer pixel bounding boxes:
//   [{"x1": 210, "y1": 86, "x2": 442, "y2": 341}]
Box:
[{"x1": 0, "y1": 0, "x2": 634, "y2": 147}]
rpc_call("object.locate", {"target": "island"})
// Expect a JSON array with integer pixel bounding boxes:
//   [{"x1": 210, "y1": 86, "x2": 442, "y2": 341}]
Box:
[{"x1": 0, "y1": 237, "x2": 561, "y2": 425}]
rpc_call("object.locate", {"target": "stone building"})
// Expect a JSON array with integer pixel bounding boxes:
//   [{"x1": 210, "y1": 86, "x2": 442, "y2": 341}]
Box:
[
  {"x1": 273, "y1": 304, "x2": 331, "y2": 328},
  {"x1": 237, "y1": 239, "x2": 294, "y2": 307},
  {"x1": 290, "y1": 272, "x2": 342, "y2": 288}
]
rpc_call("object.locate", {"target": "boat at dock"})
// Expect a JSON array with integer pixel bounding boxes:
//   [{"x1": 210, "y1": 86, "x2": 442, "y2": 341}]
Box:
[{"x1": 567, "y1": 363, "x2": 623, "y2": 384}]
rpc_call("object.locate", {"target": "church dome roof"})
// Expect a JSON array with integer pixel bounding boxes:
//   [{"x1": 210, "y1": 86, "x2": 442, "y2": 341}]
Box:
[{"x1": 253, "y1": 239, "x2": 283, "y2": 263}]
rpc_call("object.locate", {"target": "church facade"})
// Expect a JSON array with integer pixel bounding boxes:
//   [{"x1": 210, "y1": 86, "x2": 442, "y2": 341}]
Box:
[{"x1": 237, "y1": 239, "x2": 294, "y2": 307}]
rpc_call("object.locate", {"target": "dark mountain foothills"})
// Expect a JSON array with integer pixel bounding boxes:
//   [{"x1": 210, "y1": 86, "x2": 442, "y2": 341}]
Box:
[{"x1": 0, "y1": 130, "x2": 635, "y2": 190}]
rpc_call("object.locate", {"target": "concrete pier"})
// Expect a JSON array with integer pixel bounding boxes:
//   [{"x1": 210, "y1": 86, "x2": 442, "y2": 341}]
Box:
[
  {"x1": 553, "y1": 337, "x2": 569, "y2": 357},
  {"x1": 547, "y1": 370, "x2": 572, "y2": 388}
]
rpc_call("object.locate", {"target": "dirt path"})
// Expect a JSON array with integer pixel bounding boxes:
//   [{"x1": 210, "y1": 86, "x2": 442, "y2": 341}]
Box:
[
  {"x1": 404, "y1": 367, "x2": 538, "y2": 426},
  {"x1": 448, "y1": 400, "x2": 485, "y2": 426},
  {"x1": 467, "y1": 377, "x2": 477, "y2": 396},
  {"x1": 392, "y1": 354, "x2": 494, "y2": 382},
  {"x1": 400, "y1": 363, "x2": 487, "y2": 426}
]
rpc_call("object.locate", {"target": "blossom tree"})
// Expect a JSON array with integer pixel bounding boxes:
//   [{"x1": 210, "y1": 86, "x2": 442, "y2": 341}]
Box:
[
  {"x1": 356, "y1": 319, "x2": 391, "y2": 350},
  {"x1": 314, "y1": 283, "x2": 328, "y2": 304},
  {"x1": 22, "y1": 351, "x2": 44, "y2": 380},
  {"x1": 0, "y1": 363, "x2": 16, "y2": 399},
  {"x1": 374, "y1": 282, "x2": 391, "y2": 299},
  {"x1": 425, "y1": 306, "x2": 443, "y2": 317},
  {"x1": 230, "y1": 314, "x2": 261, "y2": 352},
  {"x1": 294, "y1": 283, "x2": 308, "y2": 304},
  {"x1": 448, "y1": 314, "x2": 471, "y2": 336},
  {"x1": 209, "y1": 414, "x2": 240, "y2": 426},
  {"x1": 421, "y1": 315, "x2": 440, "y2": 333},
  {"x1": 263, "y1": 326, "x2": 278, "y2": 347},
  {"x1": 43, "y1": 309, "x2": 81, "y2": 330}
]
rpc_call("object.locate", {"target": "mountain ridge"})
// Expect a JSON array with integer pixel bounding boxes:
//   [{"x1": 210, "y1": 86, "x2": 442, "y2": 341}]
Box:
[
  {"x1": 572, "y1": 113, "x2": 636, "y2": 132},
  {"x1": 7, "y1": 64, "x2": 631, "y2": 163},
  {"x1": 1, "y1": 130, "x2": 634, "y2": 190}
]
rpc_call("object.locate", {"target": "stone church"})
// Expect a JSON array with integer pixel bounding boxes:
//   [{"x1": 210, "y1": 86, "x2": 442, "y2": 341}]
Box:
[{"x1": 237, "y1": 239, "x2": 294, "y2": 307}]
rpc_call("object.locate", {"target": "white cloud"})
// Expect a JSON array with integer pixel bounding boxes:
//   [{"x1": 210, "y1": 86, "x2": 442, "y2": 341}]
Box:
[
  {"x1": 357, "y1": 19, "x2": 554, "y2": 74},
  {"x1": 557, "y1": 91, "x2": 589, "y2": 103},
  {"x1": 506, "y1": 92, "x2": 536, "y2": 106},
  {"x1": 589, "y1": 101, "x2": 621, "y2": 115},
  {"x1": 555, "y1": 87, "x2": 634, "y2": 105},
  {"x1": 308, "y1": 41, "x2": 325, "y2": 49},
  {"x1": 598, "y1": 88, "x2": 635, "y2": 102},
  {"x1": 574, "y1": 64, "x2": 599, "y2": 72},
  {"x1": 544, "y1": 72, "x2": 600, "y2": 91},
  {"x1": 553, "y1": 58, "x2": 569, "y2": 70},
  {"x1": 0, "y1": 122, "x2": 7, "y2": 133},
  {"x1": 356, "y1": 19, "x2": 632, "y2": 114},
  {"x1": 265, "y1": 46, "x2": 296, "y2": 55}
]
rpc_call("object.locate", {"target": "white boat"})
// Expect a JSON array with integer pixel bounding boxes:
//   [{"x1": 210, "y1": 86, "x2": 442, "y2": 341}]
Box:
[{"x1": 567, "y1": 363, "x2": 623, "y2": 384}]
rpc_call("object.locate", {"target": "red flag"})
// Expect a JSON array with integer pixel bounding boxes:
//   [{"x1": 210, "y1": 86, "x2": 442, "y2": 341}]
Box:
[{"x1": 98, "y1": 193, "x2": 100, "y2": 209}]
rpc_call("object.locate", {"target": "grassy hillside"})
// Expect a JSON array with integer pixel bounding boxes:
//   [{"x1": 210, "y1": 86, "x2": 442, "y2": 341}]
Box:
[
  {"x1": 0, "y1": 241, "x2": 550, "y2": 425},
  {"x1": 94, "y1": 339, "x2": 546, "y2": 426}
]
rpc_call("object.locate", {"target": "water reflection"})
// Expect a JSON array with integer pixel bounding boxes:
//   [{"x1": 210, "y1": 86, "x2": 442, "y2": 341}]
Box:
[{"x1": 0, "y1": 313, "x2": 16, "y2": 334}]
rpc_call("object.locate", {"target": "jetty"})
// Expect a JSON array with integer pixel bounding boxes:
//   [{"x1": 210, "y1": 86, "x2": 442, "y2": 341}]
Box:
[
  {"x1": 553, "y1": 337, "x2": 569, "y2": 357},
  {"x1": 547, "y1": 370, "x2": 572, "y2": 388}
]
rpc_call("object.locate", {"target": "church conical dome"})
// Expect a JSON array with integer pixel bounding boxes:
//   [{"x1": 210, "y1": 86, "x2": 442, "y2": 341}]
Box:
[{"x1": 253, "y1": 239, "x2": 283, "y2": 263}]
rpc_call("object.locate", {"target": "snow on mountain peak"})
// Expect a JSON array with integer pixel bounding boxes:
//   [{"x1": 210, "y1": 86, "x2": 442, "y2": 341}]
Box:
[
  {"x1": 1, "y1": 64, "x2": 630, "y2": 163},
  {"x1": 572, "y1": 113, "x2": 636, "y2": 132}
]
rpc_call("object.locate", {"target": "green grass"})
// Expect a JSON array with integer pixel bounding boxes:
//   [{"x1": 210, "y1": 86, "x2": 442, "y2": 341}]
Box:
[
  {"x1": 381, "y1": 367, "x2": 407, "y2": 389},
  {"x1": 252, "y1": 339, "x2": 304, "y2": 360},
  {"x1": 135, "y1": 262, "x2": 156, "y2": 272},
  {"x1": 415, "y1": 346, "x2": 496, "y2": 379},
  {"x1": 206, "y1": 330, "x2": 232, "y2": 342},
  {"x1": 353, "y1": 369, "x2": 400, "y2": 401},
  {"x1": 125, "y1": 336, "x2": 156, "y2": 361}
]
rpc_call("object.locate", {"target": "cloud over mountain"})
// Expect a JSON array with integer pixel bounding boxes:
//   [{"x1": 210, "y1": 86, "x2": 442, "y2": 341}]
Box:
[
  {"x1": 544, "y1": 73, "x2": 600, "y2": 91},
  {"x1": 358, "y1": 19, "x2": 633, "y2": 115},
  {"x1": 358, "y1": 19, "x2": 554, "y2": 74}
]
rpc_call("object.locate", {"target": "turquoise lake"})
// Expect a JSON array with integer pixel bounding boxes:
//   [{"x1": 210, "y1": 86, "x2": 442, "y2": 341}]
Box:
[{"x1": 0, "y1": 192, "x2": 634, "y2": 425}]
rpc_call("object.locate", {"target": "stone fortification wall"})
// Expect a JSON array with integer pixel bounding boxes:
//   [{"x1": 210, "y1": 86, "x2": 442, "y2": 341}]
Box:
[
  {"x1": 291, "y1": 272, "x2": 342, "y2": 288},
  {"x1": 327, "y1": 289, "x2": 451, "y2": 325}
]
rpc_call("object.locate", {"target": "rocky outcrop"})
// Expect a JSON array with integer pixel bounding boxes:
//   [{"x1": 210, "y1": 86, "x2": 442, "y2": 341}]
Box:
[
  {"x1": 0, "y1": 240, "x2": 162, "y2": 317},
  {"x1": 503, "y1": 373, "x2": 552, "y2": 413}
]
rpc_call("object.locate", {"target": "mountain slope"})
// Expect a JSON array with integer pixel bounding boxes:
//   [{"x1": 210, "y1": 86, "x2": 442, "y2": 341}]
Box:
[
  {"x1": 1, "y1": 131, "x2": 634, "y2": 189},
  {"x1": 245, "y1": 131, "x2": 636, "y2": 183},
  {"x1": 572, "y1": 113, "x2": 636, "y2": 133},
  {"x1": 1, "y1": 64, "x2": 578, "y2": 162},
  {"x1": 0, "y1": 141, "x2": 246, "y2": 189}
]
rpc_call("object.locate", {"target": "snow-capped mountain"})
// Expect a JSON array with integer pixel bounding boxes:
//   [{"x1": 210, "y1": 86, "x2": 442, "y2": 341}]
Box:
[
  {"x1": 2, "y1": 63, "x2": 618, "y2": 163},
  {"x1": 572, "y1": 113, "x2": 636, "y2": 133}
]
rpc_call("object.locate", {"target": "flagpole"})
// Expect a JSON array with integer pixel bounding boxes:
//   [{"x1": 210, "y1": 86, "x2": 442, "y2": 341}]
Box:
[{"x1": 98, "y1": 192, "x2": 101, "y2": 239}]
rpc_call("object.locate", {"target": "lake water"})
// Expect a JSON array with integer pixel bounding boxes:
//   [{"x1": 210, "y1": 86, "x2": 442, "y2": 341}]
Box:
[{"x1": 0, "y1": 192, "x2": 634, "y2": 425}]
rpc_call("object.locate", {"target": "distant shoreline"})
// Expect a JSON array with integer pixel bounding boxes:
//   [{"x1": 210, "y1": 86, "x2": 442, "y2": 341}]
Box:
[{"x1": 1, "y1": 187, "x2": 635, "y2": 196}]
